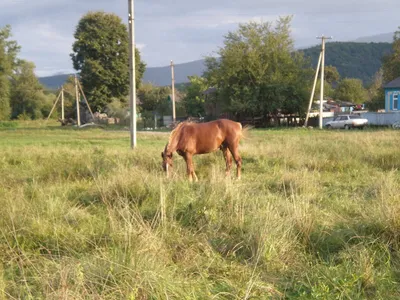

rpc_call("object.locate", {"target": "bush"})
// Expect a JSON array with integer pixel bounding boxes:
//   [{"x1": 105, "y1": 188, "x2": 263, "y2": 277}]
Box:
[
  {"x1": 0, "y1": 121, "x2": 18, "y2": 128},
  {"x1": 105, "y1": 98, "x2": 129, "y2": 125}
]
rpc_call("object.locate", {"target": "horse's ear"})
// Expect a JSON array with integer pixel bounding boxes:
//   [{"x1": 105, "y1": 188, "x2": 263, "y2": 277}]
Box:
[{"x1": 161, "y1": 152, "x2": 163, "y2": 158}]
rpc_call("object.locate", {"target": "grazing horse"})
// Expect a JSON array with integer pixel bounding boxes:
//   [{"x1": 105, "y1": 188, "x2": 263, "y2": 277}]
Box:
[{"x1": 161, "y1": 119, "x2": 246, "y2": 181}]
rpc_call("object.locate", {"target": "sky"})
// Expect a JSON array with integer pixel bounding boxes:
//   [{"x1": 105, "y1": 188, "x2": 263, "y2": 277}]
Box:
[{"x1": 0, "y1": 0, "x2": 398, "y2": 77}]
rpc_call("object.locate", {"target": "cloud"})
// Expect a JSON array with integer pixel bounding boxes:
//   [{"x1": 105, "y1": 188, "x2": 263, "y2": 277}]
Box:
[
  {"x1": 10, "y1": 22, "x2": 75, "y2": 76},
  {"x1": 0, "y1": 0, "x2": 399, "y2": 76},
  {"x1": 163, "y1": 10, "x2": 280, "y2": 29},
  {"x1": 136, "y1": 43, "x2": 146, "y2": 50}
]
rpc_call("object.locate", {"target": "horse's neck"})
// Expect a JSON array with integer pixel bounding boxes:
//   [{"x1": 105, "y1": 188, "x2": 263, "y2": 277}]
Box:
[
  {"x1": 166, "y1": 136, "x2": 178, "y2": 154},
  {"x1": 166, "y1": 124, "x2": 183, "y2": 154}
]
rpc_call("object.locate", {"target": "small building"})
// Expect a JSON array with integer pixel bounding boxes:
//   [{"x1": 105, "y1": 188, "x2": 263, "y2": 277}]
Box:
[{"x1": 384, "y1": 77, "x2": 400, "y2": 112}]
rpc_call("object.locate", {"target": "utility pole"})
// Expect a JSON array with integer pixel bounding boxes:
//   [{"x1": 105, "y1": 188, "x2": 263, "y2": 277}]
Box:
[
  {"x1": 128, "y1": 0, "x2": 137, "y2": 148},
  {"x1": 304, "y1": 52, "x2": 322, "y2": 127},
  {"x1": 61, "y1": 85, "x2": 65, "y2": 120},
  {"x1": 75, "y1": 74, "x2": 81, "y2": 126},
  {"x1": 46, "y1": 88, "x2": 62, "y2": 121},
  {"x1": 170, "y1": 60, "x2": 176, "y2": 122},
  {"x1": 317, "y1": 35, "x2": 332, "y2": 129},
  {"x1": 77, "y1": 80, "x2": 95, "y2": 121}
]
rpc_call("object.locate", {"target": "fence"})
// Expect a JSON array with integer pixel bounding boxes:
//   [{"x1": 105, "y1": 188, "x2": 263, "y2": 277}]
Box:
[
  {"x1": 361, "y1": 112, "x2": 400, "y2": 126},
  {"x1": 320, "y1": 112, "x2": 400, "y2": 127}
]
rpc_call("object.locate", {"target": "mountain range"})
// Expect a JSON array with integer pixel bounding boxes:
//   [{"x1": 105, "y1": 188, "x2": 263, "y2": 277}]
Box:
[
  {"x1": 38, "y1": 32, "x2": 394, "y2": 89},
  {"x1": 353, "y1": 32, "x2": 393, "y2": 43}
]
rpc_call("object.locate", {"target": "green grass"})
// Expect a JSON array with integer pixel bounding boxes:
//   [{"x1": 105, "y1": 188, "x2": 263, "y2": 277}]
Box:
[{"x1": 1, "y1": 122, "x2": 400, "y2": 299}]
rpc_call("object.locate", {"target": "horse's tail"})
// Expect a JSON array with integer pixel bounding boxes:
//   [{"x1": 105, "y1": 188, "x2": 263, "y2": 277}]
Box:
[{"x1": 240, "y1": 123, "x2": 253, "y2": 140}]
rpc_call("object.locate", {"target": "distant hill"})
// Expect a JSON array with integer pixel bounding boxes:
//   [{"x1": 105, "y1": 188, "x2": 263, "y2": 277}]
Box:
[
  {"x1": 39, "y1": 42, "x2": 393, "y2": 89},
  {"x1": 300, "y1": 42, "x2": 392, "y2": 83},
  {"x1": 38, "y1": 60, "x2": 208, "y2": 90},
  {"x1": 39, "y1": 74, "x2": 71, "y2": 91},
  {"x1": 142, "y1": 60, "x2": 207, "y2": 86},
  {"x1": 353, "y1": 32, "x2": 394, "y2": 43}
]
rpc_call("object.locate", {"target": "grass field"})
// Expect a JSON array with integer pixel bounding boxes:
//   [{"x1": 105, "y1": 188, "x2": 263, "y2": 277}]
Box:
[{"x1": 1, "y1": 121, "x2": 400, "y2": 299}]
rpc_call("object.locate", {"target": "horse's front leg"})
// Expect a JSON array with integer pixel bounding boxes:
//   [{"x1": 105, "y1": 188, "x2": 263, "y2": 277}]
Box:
[
  {"x1": 184, "y1": 153, "x2": 197, "y2": 182},
  {"x1": 184, "y1": 157, "x2": 193, "y2": 182},
  {"x1": 192, "y1": 170, "x2": 198, "y2": 182}
]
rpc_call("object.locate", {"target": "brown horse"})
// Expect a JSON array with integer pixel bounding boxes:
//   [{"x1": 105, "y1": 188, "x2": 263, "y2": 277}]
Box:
[{"x1": 161, "y1": 119, "x2": 246, "y2": 181}]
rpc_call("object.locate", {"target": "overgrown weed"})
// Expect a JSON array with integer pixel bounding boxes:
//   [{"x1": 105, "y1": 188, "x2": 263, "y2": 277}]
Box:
[{"x1": 0, "y1": 127, "x2": 399, "y2": 298}]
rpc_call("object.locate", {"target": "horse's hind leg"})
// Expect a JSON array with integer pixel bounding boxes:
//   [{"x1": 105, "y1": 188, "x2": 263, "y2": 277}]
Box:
[
  {"x1": 221, "y1": 146, "x2": 232, "y2": 177},
  {"x1": 228, "y1": 145, "x2": 242, "y2": 180}
]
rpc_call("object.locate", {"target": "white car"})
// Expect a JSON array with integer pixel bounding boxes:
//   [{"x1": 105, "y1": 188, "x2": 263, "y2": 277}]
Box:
[{"x1": 325, "y1": 114, "x2": 368, "y2": 130}]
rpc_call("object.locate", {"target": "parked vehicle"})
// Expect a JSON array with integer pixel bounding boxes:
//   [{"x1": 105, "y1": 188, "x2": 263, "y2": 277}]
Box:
[{"x1": 325, "y1": 114, "x2": 368, "y2": 130}]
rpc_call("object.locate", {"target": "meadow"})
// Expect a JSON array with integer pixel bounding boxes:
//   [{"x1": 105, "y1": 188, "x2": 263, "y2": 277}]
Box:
[{"x1": 0, "y1": 121, "x2": 400, "y2": 299}]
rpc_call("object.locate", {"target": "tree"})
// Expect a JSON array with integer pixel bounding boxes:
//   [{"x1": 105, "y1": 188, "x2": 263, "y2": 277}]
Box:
[
  {"x1": 314, "y1": 79, "x2": 335, "y2": 99},
  {"x1": 382, "y1": 28, "x2": 400, "y2": 83},
  {"x1": 137, "y1": 83, "x2": 171, "y2": 115},
  {"x1": 365, "y1": 69, "x2": 385, "y2": 111},
  {"x1": 182, "y1": 75, "x2": 207, "y2": 116},
  {"x1": 324, "y1": 65, "x2": 340, "y2": 84},
  {"x1": 0, "y1": 25, "x2": 20, "y2": 120},
  {"x1": 334, "y1": 78, "x2": 368, "y2": 104},
  {"x1": 367, "y1": 69, "x2": 383, "y2": 101},
  {"x1": 0, "y1": 64, "x2": 11, "y2": 120},
  {"x1": 71, "y1": 11, "x2": 146, "y2": 112},
  {"x1": 204, "y1": 16, "x2": 312, "y2": 119},
  {"x1": 365, "y1": 88, "x2": 385, "y2": 112},
  {"x1": 10, "y1": 60, "x2": 54, "y2": 119},
  {"x1": 311, "y1": 66, "x2": 339, "y2": 100}
]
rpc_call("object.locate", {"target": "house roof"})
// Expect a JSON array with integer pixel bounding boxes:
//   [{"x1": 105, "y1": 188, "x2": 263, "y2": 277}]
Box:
[
  {"x1": 384, "y1": 77, "x2": 400, "y2": 89},
  {"x1": 315, "y1": 99, "x2": 356, "y2": 107}
]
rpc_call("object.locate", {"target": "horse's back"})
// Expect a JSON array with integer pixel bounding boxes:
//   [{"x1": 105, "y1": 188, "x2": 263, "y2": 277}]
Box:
[
  {"x1": 189, "y1": 119, "x2": 241, "y2": 139},
  {"x1": 175, "y1": 119, "x2": 241, "y2": 154}
]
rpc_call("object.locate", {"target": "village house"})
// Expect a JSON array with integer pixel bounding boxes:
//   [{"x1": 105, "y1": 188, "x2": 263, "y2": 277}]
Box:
[{"x1": 384, "y1": 77, "x2": 400, "y2": 112}]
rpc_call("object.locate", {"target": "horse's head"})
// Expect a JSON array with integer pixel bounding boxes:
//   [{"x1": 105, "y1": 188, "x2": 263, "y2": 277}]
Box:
[{"x1": 161, "y1": 145, "x2": 173, "y2": 177}]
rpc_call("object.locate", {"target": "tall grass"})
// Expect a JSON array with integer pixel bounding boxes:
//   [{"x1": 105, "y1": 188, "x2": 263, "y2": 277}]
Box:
[{"x1": 0, "y1": 126, "x2": 399, "y2": 299}]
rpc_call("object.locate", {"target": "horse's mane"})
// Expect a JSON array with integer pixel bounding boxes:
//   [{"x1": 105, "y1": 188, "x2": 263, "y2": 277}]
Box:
[{"x1": 166, "y1": 121, "x2": 187, "y2": 153}]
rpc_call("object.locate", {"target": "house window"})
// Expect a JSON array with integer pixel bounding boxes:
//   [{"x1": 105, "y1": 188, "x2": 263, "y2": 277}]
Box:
[{"x1": 394, "y1": 93, "x2": 399, "y2": 110}]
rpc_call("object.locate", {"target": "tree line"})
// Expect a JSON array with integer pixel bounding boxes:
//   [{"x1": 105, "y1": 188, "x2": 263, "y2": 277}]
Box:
[
  {"x1": 1, "y1": 12, "x2": 399, "y2": 125},
  {"x1": 68, "y1": 13, "x2": 400, "y2": 123},
  {"x1": 0, "y1": 26, "x2": 56, "y2": 120}
]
